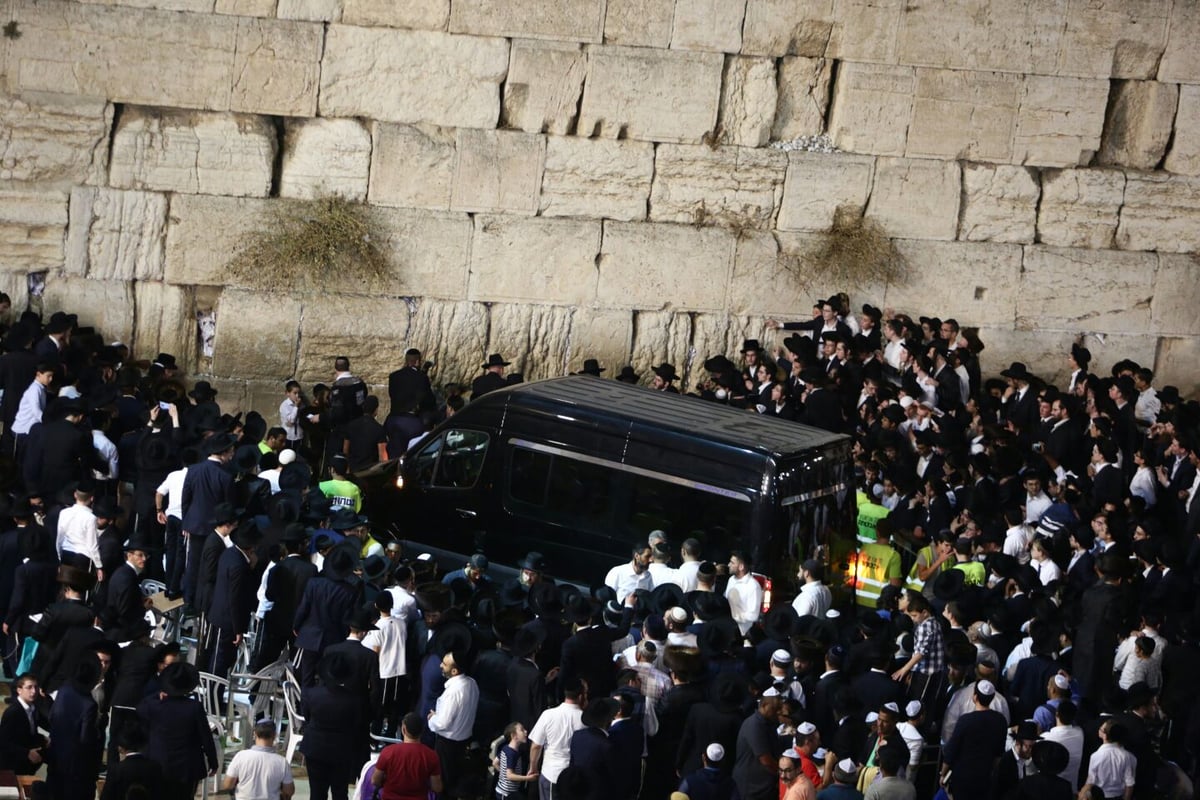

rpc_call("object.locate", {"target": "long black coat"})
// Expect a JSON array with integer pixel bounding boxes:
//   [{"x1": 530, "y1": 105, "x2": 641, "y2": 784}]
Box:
[
  {"x1": 103, "y1": 562, "x2": 144, "y2": 637},
  {"x1": 943, "y1": 708, "x2": 1007, "y2": 800},
  {"x1": 263, "y1": 555, "x2": 317, "y2": 639},
  {"x1": 99, "y1": 753, "x2": 165, "y2": 800},
  {"x1": 30, "y1": 598, "x2": 94, "y2": 682},
  {"x1": 299, "y1": 684, "x2": 366, "y2": 766},
  {"x1": 506, "y1": 655, "x2": 547, "y2": 731},
  {"x1": 1074, "y1": 580, "x2": 1131, "y2": 701},
  {"x1": 180, "y1": 457, "x2": 234, "y2": 535},
  {"x1": 137, "y1": 694, "x2": 218, "y2": 784},
  {"x1": 294, "y1": 575, "x2": 361, "y2": 653},
  {"x1": 5, "y1": 556, "x2": 57, "y2": 633},
  {"x1": 47, "y1": 682, "x2": 103, "y2": 800},
  {"x1": 208, "y1": 547, "x2": 254, "y2": 635},
  {"x1": 195, "y1": 532, "x2": 228, "y2": 616},
  {"x1": 676, "y1": 701, "x2": 742, "y2": 775}
]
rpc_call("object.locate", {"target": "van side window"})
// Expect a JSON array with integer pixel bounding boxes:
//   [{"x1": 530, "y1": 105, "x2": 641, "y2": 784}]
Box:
[
  {"x1": 413, "y1": 430, "x2": 489, "y2": 489},
  {"x1": 630, "y1": 478, "x2": 743, "y2": 560},
  {"x1": 506, "y1": 446, "x2": 615, "y2": 530}
]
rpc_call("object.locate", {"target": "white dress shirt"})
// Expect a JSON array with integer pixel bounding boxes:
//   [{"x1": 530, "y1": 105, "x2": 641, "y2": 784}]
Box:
[
  {"x1": 1041, "y1": 725, "x2": 1085, "y2": 791},
  {"x1": 155, "y1": 466, "x2": 187, "y2": 519},
  {"x1": 647, "y1": 562, "x2": 680, "y2": 589},
  {"x1": 387, "y1": 585, "x2": 418, "y2": 626},
  {"x1": 1084, "y1": 742, "x2": 1136, "y2": 799},
  {"x1": 11, "y1": 381, "x2": 46, "y2": 436},
  {"x1": 676, "y1": 560, "x2": 701, "y2": 592},
  {"x1": 57, "y1": 504, "x2": 101, "y2": 568},
  {"x1": 428, "y1": 673, "x2": 478, "y2": 742},
  {"x1": 725, "y1": 573, "x2": 763, "y2": 635},
  {"x1": 792, "y1": 581, "x2": 832, "y2": 619},
  {"x1": 605, "y1": 562, "x2": 652, "y2": 601}
]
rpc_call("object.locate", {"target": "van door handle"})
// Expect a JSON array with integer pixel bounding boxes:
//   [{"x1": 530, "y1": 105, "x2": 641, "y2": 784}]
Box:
[{"x1": 456, "y1": 509, "x2": 477, "y2": 519}]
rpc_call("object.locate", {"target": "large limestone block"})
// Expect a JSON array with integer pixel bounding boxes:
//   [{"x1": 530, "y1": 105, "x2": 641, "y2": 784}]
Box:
[
  {"x1": 671, "y1": 0, "x2": 747, "y2": 53},
  {"x1": 467, "y1": 216, "x2": 602, "y2": 305},
  {"x1": 375, "y1": 209, "x2": 471, "y2": 300},
  {"x1": 1037, "y1": 168, "x2": 1125, "y2": 249},
  {"x1": 1154, "y1": 338, "x2": 1200, "y2": 400},
  {"x1": 896, "y1": 0, "x2": 1064, "y2": 76},
  {"x1": 214, "y1": 0, "x2": 275, "y2": 15},
  {"x1": 741, "y1": 0, "x2": 833, "y2": 58},
  {"x1": 1117, "y1": 173, "x2": 1200, "y2": 253},
  {"x1": 905, "y1": 68, "x2": 1020, "y2": 162},
  {"x1": 450, "y1": 130, "x2": 545, "y2": 215},
  {"x1": 824, "y1": 0, "x2": 904, "y2": 63},
  {"x1": 9, "y1": 2, "x2": 321, "y2": 116},
  {"x1": 777, "y1": 152, "x2": 875, "y2": 231},
  {"x1": 405, "y1": 299, "x2": 492, "y2": 387},
  {"x1": 320, "y1": 25, "x2": 509, "y2": 129},
  {"x1": 449, "y1": 0, "x2": 605, "y2": 42},
  {"x1": 1152, "y1": 255, "x2": 1200, "y2": 337},
  {"x1": 484, "y1": 304, "x2": 577, "y2": 382},
  {"x1": 277, "y1": 0, "x2": 341, "y2": 21},
  {"x1": 565, "y1": 308, "x2": 635, "y2": 378},
  {"x1": 342, "y1": 0, "x2": 449, "y2": 30},
  {"x1": 1058, "y1": 0, "x2": 1170, "y2": 79},
  {"x1": 108, "y1": 107, "x2": 276, "y2": 198},
  {"x1": 296, "y1": 295, "x2": 408, "y2": 384},
  {"x1": 1164, "y1": 86, "x2": 1200, "y2": 176},
  {"x1": 649, "y1": 144, "x2": 786, "y2": 230},
  {"x1": 134, "y1": 282, "x2": 196, "y2": 374},
  {"x1": 368, "y1": 123, "x2": 457, "y2": 210},
  {"x1": 958, "y1": 164, "x2": 1039, "y2": 244},
  {"x1": 884, "y1": 240, "x2": 1022, "y2": 327},
  {"x1": 1012, "y1": 76, "x2": 1108, "y2": 167},
  {"x1": 9, "y1": 0, "x2": 231, "y2": 109},
  {"x1": 66, "y1": 188, "x2": 167, "y2": 281},
  {"x1": 502, "y1": 41, "x2": 587, "y2": 135},
  {"x1": 0, "y1": 93, "x2": 111, "y2": 187},
  {"x1": 0, "y1": 190, "x2": 68, "y2": 272},
  {"x1": 230, "y1": 18, "x2": 323, "y2": 116},
  {"x1": 1166, "y1": 86, "x2": 1200, "y2": 176},
  {"x1": 771, "y1": 57, "x2": 832, "y2": 142},
  {"x1": 728, "y1": 230, "x2": 834, "y2": 316},
  {"x1": 1159, "y1": 2, "x2": 1200, "y2": 84},
  {"x1": 165, "y1": 195, "x2": 269, "y2": 286},
  {"x1": 865, "y1": 158, "x2": 960, "y2": 242},
  {"x1": 213, "y1": 289, "x2": 302, "y2": 378},
  {"x1": 539, "y1": 137, "x2": 653, "y2": 221},
  {"x1": 827, "y1": 63, "x2": 915, "y2": 156},
  {"x1": 73, "y1": 0, "x2": 214, "y2": 10},
  {"x1": 597, "y1": 221, "x2": 735, "y2": 311},
  {"x1": 280, "y1": 119, "x2": 372, "y2": 201},
  {"x1": 1097, "y1": 81, "x2": 1179, "y2": 170},
  {"x1": 42, "y1": 277, "x2": 135, "y2": 345},
  {"x1": 578, "y1": 46, "x2": 723, "y2": 144},
  {"x1": 718, "y1": 56, "x2": 778, "y2": 148},
  {"x1": 603, "y1": 0, "x2": 674, "y2": 47},
  {"x1": 1018, "y1": 247, "x2": 1156, "y2": 334}
]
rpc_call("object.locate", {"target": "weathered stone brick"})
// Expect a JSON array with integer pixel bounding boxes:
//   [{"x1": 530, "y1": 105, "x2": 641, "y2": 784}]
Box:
[
  {"x1": 827, "y1": 62, "x2": 915, "y2": 157},
  {"x1": 1158, "y1": 1, "x2": 1200, "y2": 84},
  {"x1": 896, "y1": 0, "x2": 1064, "y2": 76},
  {"x1": 539, "y1": 137, "x2": 653, "y2": 222},
  {"x1": 671, "y1": 0, "x2": 747, "y2": 53},
  {"x1": 341, "y1": 0, "x2": 449, "y2": 30},
  {"x1": 1117, "y1": 173, "x2": 1200, "y2": 253},
  {"x1": 741, "y1": 0, "x2": 833, "y2": 58},
  {"x1": 450, "y1": 130, "x2": 545, "y2": 216},
  {"x1": 578, "y1": 46, "x2": 723, "y2": 144},
  {"x1": 467, "y1": 216, "x2": 602, "y2": 306},
  {"x1": 718, "y1": 56, "x2": 778, "y2": 148},
  {"x1": 1165, "y1": 85, "x2": 1200, "y2": 176},
  {"x1": 771, "y1": 57, "x2": 832, "y2": 142},
  {"x1": 368, "y1": 123, "x2": 457, "y2": 211},
  {"x1": 597, "y1": 221, "x2": 735, "y2": 311},
  {"x1": 1037, "y1": 168, "x2": 1126, "y2": 249},
  {"x1": 1018, "y1": 247, "x2": 1156, "y2": 334},
  {"x1": 501, "y1": 41, "x2": 587, "y2": 136},
  {"x1": 884, "y1": 240, "x2": 1022, "y2": 327},
  {"x1": 1012, "y1": 76, "x2": 1109, "y2": 167},
  {"x1": 0, "y1": 189, "x2": 68, "y2": 273},
  {"x1": 42, "y1": 277, "x2": 136, "y2": 345},
  {"x1": 280, "y1": 118, "x2": 372, "y2": 201},
  {"x1": 66, "y1": 187, "x2": 167, "y2": 281},
  {"x1": 777, "y1": 152, "x2": 875, "y2": 231},
  {"x1": 649, "y1": 144, "x2": 786, "y2": 230},
  {"x1": 1152, "y1": 254, "x2": 1200, "y2": 337},
  {"x1": 134, "y1": 281, "x2": 197, "y2": 375},
  {"x1": 1057, "y1": 0, "x2": 1169, "y2": 79},
  {"x1": 865, "y1": 157, "x2": 961, "y2": 242},
  {"x1": 603, "y1": 0, "x2": 674, "y2": 47},
  {"x1": 905, "y1": 68, "x2": 1020, "y2": 162},
  {"x1": 320, "y1": 25, "x2": 509, "y2": 129},
  {"x1": 0, "y1": 93, "x2": 111, "y2": 187},
  {"x1": 958, "y1": 164, "x2": 1039, "y2": 244},
  {"x1": 213, "y1": 289, "x2": 302, "y2": 379},
  {"x1": 1097, "y1": 80, "x2": 1179, "y2": 170},
  {"x1": 449, "y1": 0, "x2": 605, "y2": 43}
]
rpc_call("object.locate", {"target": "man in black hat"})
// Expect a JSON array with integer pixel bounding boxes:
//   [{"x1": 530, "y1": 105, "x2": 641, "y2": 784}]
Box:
[
  {"x1": 0, "y1": 322, "x2": 39, "y2": 457},
  {"x1": 389, "y1": 348, "x2": 436, "y2": 417},
  {"x1": 254, "y1": 523, "x2": 316, "y2": 671},
  {"x1": 293, "y1": 546, "x2": 363, "y2": 686},
  {"x1": 34, "y1": 312, "x2": 72, "y2": 361},
  {"x1": 800, "y1": 367, "x2": 844, "y2": 432},
  {"x1": 1001, "y1": 362, "x2": 1039, "y2": 443},
  {"x1": 651, "y1": 363, "x2": 679, "y2": 393},
  {"x1": 180, "y1": 431, "x2": 237, "y2": 607},
  {"x1": 575, "y1": 358, "x2": 606, "y2": 377},
  {"x1": 194, "y1": 502, "x2": 241, "y2": 667},
  {"x1": 102, "y1": 536, "x2": 154, "y2": 640},
  {"x1": 25, "y1": 396, "x2": 94, "y2": 498},
  {"x1": 1066, "y1": 343, "x2": 1090, "y2": 394},
  {"x1": 472, "y1": 354, "x2": 511, "y2": 398},
  {"x1": 615, "y1": 365, "x2": 639, "y2": 384},
  {"x1": 207, "y1": 519, "x2": 262, "y2": 680}
]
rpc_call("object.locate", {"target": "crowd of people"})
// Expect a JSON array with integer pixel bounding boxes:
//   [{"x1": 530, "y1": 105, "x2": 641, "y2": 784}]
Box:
[{"x1": 0, "y1": 292, "x2": 1195, "y2": 800}]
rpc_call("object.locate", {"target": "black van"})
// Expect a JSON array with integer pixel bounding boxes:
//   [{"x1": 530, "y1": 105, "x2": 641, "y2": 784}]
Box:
[{"x1": 369, "y1": 376, "x2": 858, "y2": 609}]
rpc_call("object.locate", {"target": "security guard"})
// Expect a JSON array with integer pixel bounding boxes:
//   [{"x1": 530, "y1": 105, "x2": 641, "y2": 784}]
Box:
[{"x1": 855, "y1": 518, "x2": 903, "y2": 608}]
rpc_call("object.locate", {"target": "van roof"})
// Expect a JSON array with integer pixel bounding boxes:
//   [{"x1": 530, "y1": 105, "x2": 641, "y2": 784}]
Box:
[{"x1": 493, "y1": 376, "x2": 848, "y2": 457}]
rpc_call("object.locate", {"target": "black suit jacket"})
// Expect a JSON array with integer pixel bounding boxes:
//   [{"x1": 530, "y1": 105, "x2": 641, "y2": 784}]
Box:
[
  {"x1": 195, "y1": 533, "x2": 228, "y2": 616},
  {"x1": 0, "y1": 700, "x2": 47, "y2": 774},
  {"x1": 560, "y1": 626, "x2": 619, "y2": 700},
  {"x1": 5, "y1": 556, "x2": 57, "y2": 632},
  {"x1": 811, "y1": 670, "x2": 847, "y2": 743},
  {"x1": 47, "y1": 682, "x2": 102, "y2": 793},
  {"x1": 0, "y1": 349, "x2": 38, "y2": 427},
  {"x1": 943, "y1": 708, "x2": 1007, "y2": 797},
  {"x1": 31, "y1": 598, "x2": 94, "y2": 682},
  {"x1": 100, "y1": 752, "x2": 164, "y2": 800},
  {"x1": 294, "y1": 575, "x2": 361, "y2": 652},
  {"x1": 264, "y1": 555, "x2": 317, "y2": 637},
  {"x1": 506, "y1": 656, "x2": 547, "y2": 731},
  {"x1": 1004, "y1": 390, "x2": 1039, "y2": 439},
  {"x1": 388, "y1": 366, "x2": 435, "y2": 415},
  {"x1": 103, "y1": 562, "x2": 144, "y2": 637},
  {"x1": 43, "y1": 624, "x2": 105, "y2": 694},
  {"x1": 180, "y1": 457, "x2": 234, "y2": 535},
  {"x1": 471, "y1": 372, "x2": 507, "y2": 399},
  {"x1": 25, "y1": 418, "x2": 96, "y2": 494},
  {"x1": 208, "y1": 546, "x2": 254, "y2": 635},
  {"x1": 850, "y1": 669, "x2": 903, "y2": 716},
  {"x1": 0, "y1": 528, "x2": 21, "y2": 615},
  {"x1": 676, "y1": 701, "x2": 742, "y2": 775},
  {"x1": 321, "y1": 638, "x2": 378, "y2": 701},
  {"x1": 802, "y1": 387, "x2": 844, "y2": 433},
  {"x1": 1090, "y1": 463, "x2": 1125, "y2": 510},
  {"x1": 298, "y1": 685, "x2": 365, "y2": 764},
  {"x1": 137, "y1": 694, "x2": 218, "y2": 783},
  {"x1": 111, "y1": 642, "x2": 159, "y2": 708}
]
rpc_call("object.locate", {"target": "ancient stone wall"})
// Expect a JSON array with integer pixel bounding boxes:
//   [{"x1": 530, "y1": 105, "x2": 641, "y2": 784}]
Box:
[{"x1": 4, "y1": 0, "x2": 1200, "y2": 412}]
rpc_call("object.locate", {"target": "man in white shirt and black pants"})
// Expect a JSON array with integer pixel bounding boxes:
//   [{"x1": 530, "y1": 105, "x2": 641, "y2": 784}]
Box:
[{"x1": 427, "y1": 649, "x2": 479, "y2": 799}]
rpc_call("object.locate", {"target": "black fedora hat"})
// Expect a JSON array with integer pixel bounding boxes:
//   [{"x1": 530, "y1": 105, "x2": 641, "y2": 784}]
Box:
[
  {"x1": 511, "y1": 624, "x2": 546, "y2": 658},
  {"x1": 576, "y1": 358, "x2": 605, "y2": 376},
  {"x1": 862, "y1": 303, "x2": 883, "y2": 322},
  {"x1": 499, "y1": 581, "x2": 529, "y2": 609},
  {"x1": 188, "y1": 380, "x2": 218, "y2": 401},
  {"x1": 782, "y1": 334, "x2": 810, "y2": 356},
  {"x1": 415, "y1": 582, "x2": 453, "y2": 614},
  {"x1": 1070, "y1": 342, "x2": 1091, "y2": 365},
  {"x1": 348, "y1": 606, "x2": 377, "y2": 633},
  {"x1": 564, "y1": 593, "x2": 596, "y2": 626},
  {"x1": 518, "y1": 552, "x2": 546, "y2": 573},
  {"x1": 268, "y1": 494, "x2": 301, "y2": 527},
  {"x1": 932, "y1": 567, "x2": 965, "y2": 601},
  {"x1": 1000, "y1": 361, "x2": 1034, "y2": 381},
  {"x1": 318, "y1": 650, "x2": 354, "y2": 689},
  {"x1": 703, "y1": 354, "x2": 735, "y2": 374},
  {"x1": 152, "y1": 352, "x2": 178, "y2": 371},
  {"x1": 329, "y1": 507, "x2": 365, "y2": 531},
  {"x1": 230, "y1": 519, "x2": 264, "y2": 550},
  {"x1": 209, "y1": 502, "x2": 242, "y2": 528},
  {"x1": 56, "y1": 564, "x2": 96, "y2": 592},
  {"x1": 649, "y1": 583, "x2": 686, "y2": 616},
  {"x1": 203, "y1": 432, "x2": 238, "y2": 456},
  {"x1": 741, "y1": 339, "x2": 762, "y2": 353},
  {"x1": 651, "y1": 363, "x2": 678, "y2": 382},
  {"x1": 278, "y1": 522, "x2": 309, "y2": 544},
  {"x1": 233, "y1": 444, "x2": 261, "y2": 474},
  {"x1": 160, "y1": 662, "x2": 200, "y2": 697},
  {"x1": 1160, "y1": 385, "x2": 1181, "y2": 404},
  {"x1": 362, "y1": 554, "x2": 388, "y2": 582},
  {"x1": 323, "y1": 546, "x2": 358, "y2": 581},
  {"x1": 482, "y1": 353, "x2": 511, "y2": 369},
  {"x1": 616, "y1": 366, "x2": 639, "y2": 384},
  {"x1": 581, "y1": 697, "x2": 618, "y2": 729},
  {"x1": 92, "y1": 495, "x2": 121, "y2": 521},
  {"x1": 1032, "y1": 739, "x2": 1069, "y2": 775},
  {"x1": 122, "y1": 534, "x2": 159, "y2": 553}
]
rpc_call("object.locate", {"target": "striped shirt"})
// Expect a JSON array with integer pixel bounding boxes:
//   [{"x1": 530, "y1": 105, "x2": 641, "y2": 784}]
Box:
[{"x1": 496, "y1": 745, "x2": 525, "y2": 797}]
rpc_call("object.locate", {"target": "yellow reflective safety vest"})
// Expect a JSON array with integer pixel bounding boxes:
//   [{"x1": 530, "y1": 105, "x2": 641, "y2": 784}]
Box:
[
  {"x1": 856, "y1": 495, "x2": 890, "y2": 544},
  {"x1": 854, "y1": 541, "x2": 902, "y2": 608}
]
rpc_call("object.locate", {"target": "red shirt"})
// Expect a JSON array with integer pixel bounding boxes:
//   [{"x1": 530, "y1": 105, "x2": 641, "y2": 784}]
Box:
[{"x1": 375, "y1": 741, "x2": 441, "y2": 800}]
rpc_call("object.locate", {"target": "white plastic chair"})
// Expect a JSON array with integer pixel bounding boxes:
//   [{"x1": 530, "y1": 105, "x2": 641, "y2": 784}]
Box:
[{"x1": 281, "y1": 678, "x2": 305, "y2": 764}]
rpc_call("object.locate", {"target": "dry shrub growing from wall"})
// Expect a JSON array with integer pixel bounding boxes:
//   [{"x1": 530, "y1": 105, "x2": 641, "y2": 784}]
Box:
[
  {"x1": 788, "y1": 205, "x2": 907, "y2": 288},
  {"x1": 228, "y1": 196, "x2": 390, "y2": 291}
]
